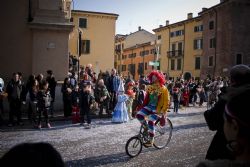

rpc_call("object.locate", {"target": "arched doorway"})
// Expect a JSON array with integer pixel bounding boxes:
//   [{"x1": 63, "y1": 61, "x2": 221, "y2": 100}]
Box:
[{"x1": 184, "y1": 72, "x2": 192, "y2": 81}]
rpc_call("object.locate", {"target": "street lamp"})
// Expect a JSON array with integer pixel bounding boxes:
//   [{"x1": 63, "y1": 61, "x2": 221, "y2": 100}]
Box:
[
  {"x1": 142, "y1": 46, "x2": 145, "y2": 75},
  {"x1": 78, "y1": 29, "x2": 82, "y2": 83}
]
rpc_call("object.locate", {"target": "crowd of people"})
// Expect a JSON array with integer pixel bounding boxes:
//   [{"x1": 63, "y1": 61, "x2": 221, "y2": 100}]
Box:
[
  {"x1": 0, "y1": 71, "x2": 56, "y2": 128},
  {"x1": 0, "y1": 63, "x2": 241, "y2": 129},
  {"x1": 1, "y1": 64, "x2": 250, "y2": 166}
]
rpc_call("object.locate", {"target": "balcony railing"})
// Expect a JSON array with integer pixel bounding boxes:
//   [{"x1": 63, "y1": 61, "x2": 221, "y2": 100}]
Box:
[{"x1": 167, "y1": 50, "x2": 184, "y2": 57}]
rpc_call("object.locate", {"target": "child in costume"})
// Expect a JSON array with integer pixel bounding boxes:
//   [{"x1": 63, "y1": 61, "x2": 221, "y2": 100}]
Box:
[
  {"x1": 80, "y1": 81, "x2": 95, "y2": 129},
  {"x1": 112, "y1": 80, "x2": 129, "y2": 123},
  {"x1": 125, "y1": 81, "x2": 135, "y2": 120},
  {"x1": 37, "y1": 81, "x2": 52, "y2": 129},
  {"x1": 136, "y1": 71, "x2": 170, "y2": 147}
]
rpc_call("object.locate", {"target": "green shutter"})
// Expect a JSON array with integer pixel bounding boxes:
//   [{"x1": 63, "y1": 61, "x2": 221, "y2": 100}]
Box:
[
  {"x1": 86, "y1": 40, "x2": 90, "y2": 53},
  {"x1": 79, "y1": 18, "x2": 87, "y2": 28}
]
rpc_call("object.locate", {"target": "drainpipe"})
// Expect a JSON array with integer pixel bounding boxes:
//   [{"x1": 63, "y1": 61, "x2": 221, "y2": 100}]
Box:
[
  {"x1": 213, "y1": 8, "x2": 218, "y2": 77},
  {"x1": 28, "y1": 0, "x2": 33, "y2": 22},
  {"x1": 168, "y1": 28, "x2": 170, "y2": 76},
  {"x1": 182, "y1": 23, "x2": 185, "y2": 75}
]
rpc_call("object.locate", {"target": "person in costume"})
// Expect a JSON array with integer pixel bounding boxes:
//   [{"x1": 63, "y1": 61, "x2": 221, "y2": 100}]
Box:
[
  {"x1": 136, "y1": 71, "x2": 170, "y2": 147},
  {"x1": 112, "y1": 80, "x2": 129, "y2": 123},
  {"x1": 125, "y1": 81, "x2": 135, "y2": 120}
]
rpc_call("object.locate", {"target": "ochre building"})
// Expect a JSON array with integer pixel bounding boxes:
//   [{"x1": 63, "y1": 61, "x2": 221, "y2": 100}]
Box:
[
  {"x1": 153, "y1": 13, "x2": 203, "y2": 81},
  {"x1": 69, "y1": 10, "x2": 119, "y2": 74}
]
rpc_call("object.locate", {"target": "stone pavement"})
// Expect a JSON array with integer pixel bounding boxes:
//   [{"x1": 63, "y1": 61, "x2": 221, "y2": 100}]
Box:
[{"x1": 0, "y1": 105, "x2": 215, "y2": 167}]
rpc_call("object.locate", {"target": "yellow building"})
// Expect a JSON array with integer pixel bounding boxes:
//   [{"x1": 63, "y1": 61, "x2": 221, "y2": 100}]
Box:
[
  {"x1": 69, "y1": 10, "x2": 119, "y2": 73},
  {"x1": 153, "y1": 13, "x2": 203, "y2": 80}
]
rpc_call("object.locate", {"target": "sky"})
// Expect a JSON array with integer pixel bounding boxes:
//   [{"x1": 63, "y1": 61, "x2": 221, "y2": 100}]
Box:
[{"x1": 74, "y1": 0, "x2": 220, "y2": 35}]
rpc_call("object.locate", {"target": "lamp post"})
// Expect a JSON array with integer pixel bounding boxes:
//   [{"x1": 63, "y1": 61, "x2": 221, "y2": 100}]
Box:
[
  {"x1": 142, "y1": 46, "x2": 145, "y2": 75},
  {"x1": 78, "y1": 29, "x2": 82, "y2": 83}
]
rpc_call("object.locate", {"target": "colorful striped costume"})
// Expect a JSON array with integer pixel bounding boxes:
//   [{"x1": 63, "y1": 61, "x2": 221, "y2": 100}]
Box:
[{"x1": 136, "y1": 83, "x2": 170, "y2": 138}]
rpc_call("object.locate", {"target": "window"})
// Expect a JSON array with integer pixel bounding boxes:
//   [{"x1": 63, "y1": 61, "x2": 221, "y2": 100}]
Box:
[
  {"x1": 171, "y1": 59, "x2": 175, "y2": 70},
  {"x1": 129, "y1": 53, "x2": 136, "y2": 58},
  {"x1": 145, "y1": 50, "x2": 149, "y2": 55},
  {"x1": 208, "y1": 56, "x2": 214, "y2": 67},
  {"x1": 178, "y1": 42, "x2": 183, "y2": 51},
  {"x1": 116, "y1": 44, "x2": 121, "y2": 51},
  {"x1": 145, "y1": 62, "x2": 148, "y2": 70},
  {"x1": 209, "y1": 21, "x2": 214, "y2": 30},
  {"x1": 158, "y1": 35, "x2": 161, "y2": 40},
  {"x1": 170, "y1": 30, "x2": 184, "y2": 38},
  {"x1": 195, "y1": 57, "x2": 201, "y2": 70},
  {"x1": 150, "y1": 49, "x2": 155, "y2": 54},
  {"x1": 138, "y1": 63, "x2": 143, "y2": 75},
  {"x1": 118, "y1": 55, "x2": 121, "y2": 60},
  {"x1": 122, "y1": 65, "x2": 126, "y2": 71},
  {"x1": 177, "y1": 59, "x2": 182, "y2": 70},
  {"x1": 118, "y1": 65, "x2": 121, "y2": 72},
  {"x1": 170, "y1": 32, "x2": 174, "y2": 37},
  {"x1": 140, "y1": 51, "x2": 144, "y2": 56},
  {"x1": 171, "y1": 43, "x2": 176, "y2": 51},
  {"x1": 194, "y1": 39, "x2": 203, "y2": 50},
  {"x1": 194, "y1": 25, "x2": 203, "y2": 32},
  {"x1": 79, "y1": 18, "x2": 87, "y2": 28},
  {"x1": 210, "y1": 38, "x2": 216, "y2": 48},
  {"x1": 236, "y1": 54, "x2": 243, "y2": 64},
  {"x1": 81, "y1": 40, "x2": 90, "y2": 54}
]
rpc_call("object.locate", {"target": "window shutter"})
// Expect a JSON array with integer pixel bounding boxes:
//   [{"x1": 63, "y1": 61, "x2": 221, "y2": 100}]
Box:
[{"x1": 194, "y1": 40, "x2": 197, "y2": 50}]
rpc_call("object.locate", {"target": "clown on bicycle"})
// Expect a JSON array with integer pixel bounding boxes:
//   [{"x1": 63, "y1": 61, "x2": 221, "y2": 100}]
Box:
[{"x1": 136, "y1": 70, "x2": 170, "y2": 147}]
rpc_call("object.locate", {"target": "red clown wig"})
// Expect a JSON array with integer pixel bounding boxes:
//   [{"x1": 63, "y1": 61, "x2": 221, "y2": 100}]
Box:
[{"x1": 147, "y1": 70, "x2": 166, "y2": 86}]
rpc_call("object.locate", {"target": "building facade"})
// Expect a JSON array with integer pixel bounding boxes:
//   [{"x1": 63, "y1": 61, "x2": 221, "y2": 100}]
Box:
[
  {"x1": 1, "y1": 0, "x2": 73, "y2": 81},
  {"x1": 200, "y1": 0, "x2": 250, "y2": 78},
  {"x1": 69, "y1": 10, "x2": 118, "y2": 74},
  {"x1": 153, "y1": 14, "x2": 203, "y2": 81},
  {"x1": 114, "y1": 28, "x2": 157, "y2": 80},
  {"x1": 121, "y1": 42, "x2": 156, "y2": 80}
]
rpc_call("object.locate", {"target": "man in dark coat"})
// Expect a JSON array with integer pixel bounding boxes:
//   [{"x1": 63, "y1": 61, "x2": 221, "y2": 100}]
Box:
[
  {"x1": 46, "y1": 70, "x2": 57, "y2": 117},
  {"x1": 204, "y1": 65, "x2": 250, "y2": 160},
  {"x1": 6, "y1": 73, "x2": 26, "y2": 126}
]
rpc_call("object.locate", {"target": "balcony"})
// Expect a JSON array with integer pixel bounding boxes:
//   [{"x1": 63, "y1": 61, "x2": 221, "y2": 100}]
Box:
[
  {"x1": 167, "y1": 50, "x2": 184, "y2": 58},
  {"x1": 115, "y1": 48, "x2": 121, "y2": 53}
]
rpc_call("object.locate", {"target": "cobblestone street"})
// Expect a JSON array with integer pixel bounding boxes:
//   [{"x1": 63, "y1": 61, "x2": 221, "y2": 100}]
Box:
[{"x1": 0, "y1": 106, "x2": 215, "y2": 167}]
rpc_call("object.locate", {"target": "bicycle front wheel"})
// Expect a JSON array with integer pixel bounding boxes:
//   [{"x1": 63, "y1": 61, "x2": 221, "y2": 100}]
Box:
[
  {"x1": 125, "y1": 136, "x2": 142, "y2": 157},
  {"x1": 154, "y1": 118, "x2": 173, "y2": 149}
]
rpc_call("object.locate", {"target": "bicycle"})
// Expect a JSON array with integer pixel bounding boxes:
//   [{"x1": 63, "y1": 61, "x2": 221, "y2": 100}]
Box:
[{"x1": 125, "y1": 116, "x2": 173, "y2": 157}]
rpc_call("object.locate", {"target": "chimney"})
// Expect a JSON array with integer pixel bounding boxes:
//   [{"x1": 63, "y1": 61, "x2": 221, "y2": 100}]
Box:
[
  {"x1": 187, "y1": 13, "x2": 193, "y2": 19},
  {"x1": 166, "y1": 20, "x2": 169, "y2": 26},
  {"x1": 202, "y1": 7, "x2": 207, "y2": 11},
  {"x1": 138, "y1": 26, "x2": 141, "y2": 31},
  {"x1": 159, "y1": 25, "x2": 163, "y2": 28}
]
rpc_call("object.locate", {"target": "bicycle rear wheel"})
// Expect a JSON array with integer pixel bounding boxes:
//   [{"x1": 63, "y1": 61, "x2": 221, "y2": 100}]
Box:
[
  {"x1": 153, "y1": 118, "x2": 173, "y2": 149},
  {"x1": 125, "y1": 136, "x2": 142, "y2": 157}
]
